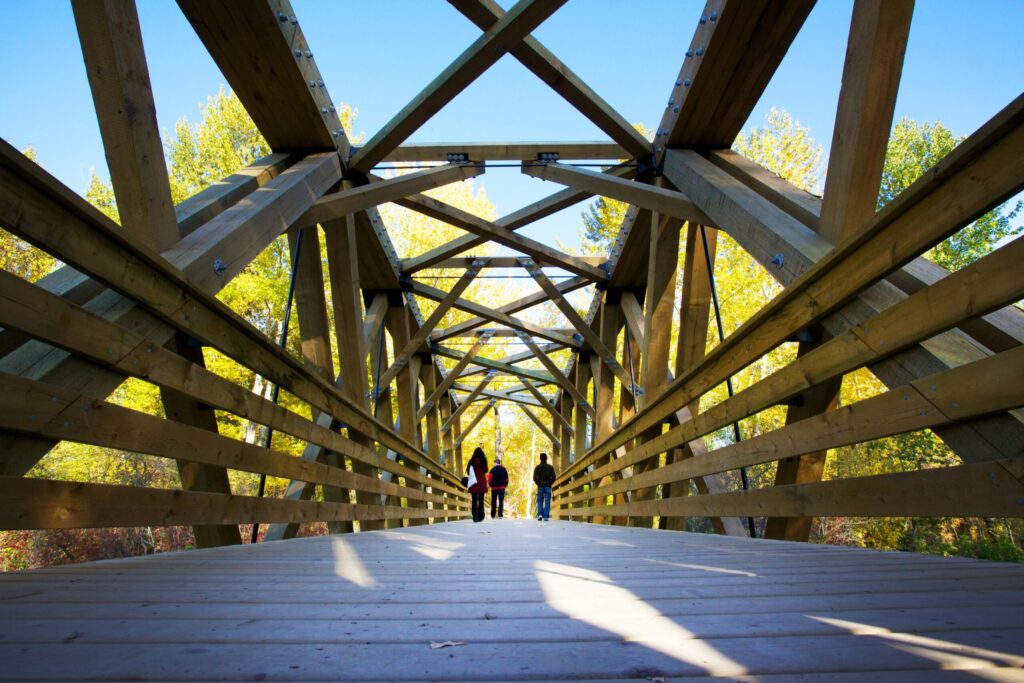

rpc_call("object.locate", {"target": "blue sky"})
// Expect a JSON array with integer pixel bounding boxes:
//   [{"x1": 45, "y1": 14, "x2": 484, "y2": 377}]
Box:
[{"x1": 1, "y1": 0, "x2": 1022, "y2": 251}]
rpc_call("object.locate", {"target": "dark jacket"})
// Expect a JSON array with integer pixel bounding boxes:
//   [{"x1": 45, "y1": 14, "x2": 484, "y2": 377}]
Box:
[
  {"x1": 467, "y1": 455, "x2": 489, "y2": 494},
  {"x1": 533, "y1": 462, "x2": 556, "y2": 488},
  {"x1": 488, "y1": 465, "x2": 509, "y2": 490}
]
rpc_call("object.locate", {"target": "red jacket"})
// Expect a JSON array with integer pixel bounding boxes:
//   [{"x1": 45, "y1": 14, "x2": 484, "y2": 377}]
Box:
[{"x1": 467, "y1": 457, "x2": 488, "y2": 493}]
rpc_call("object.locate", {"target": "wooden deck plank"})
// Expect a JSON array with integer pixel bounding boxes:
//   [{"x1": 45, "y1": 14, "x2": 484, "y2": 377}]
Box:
[{"x1": 0, "y1": 520, "x2": 1021, "y2": 681}]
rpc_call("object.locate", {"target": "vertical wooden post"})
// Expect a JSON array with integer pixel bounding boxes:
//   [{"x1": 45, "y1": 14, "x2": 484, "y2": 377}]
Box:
[
  {"x1": 591, "y1": 296, "x2": 622, "y2": 524},
  {"x1": 159, "y1": 334, "x2": 241, "y2": 547},
  {"x1": 439, "y1": 387, "x2": 456, "y2": 521},
  {"x1": 420, "y1": 360, "x2": 442, "y2": 524},
  {"x1": 386, "y1": 302, "x2": 424, "y2": 527},
  {"x1": 632, "y1": 203, "x2": 682, "y2": 527},
  {"x1": 571, "y1": 354, "x2": 591, "y2": 520}
]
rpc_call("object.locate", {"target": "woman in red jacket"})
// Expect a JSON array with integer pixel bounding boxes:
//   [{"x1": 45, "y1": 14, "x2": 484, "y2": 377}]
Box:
[{"x1": 466, "y1": 447, "x2": 489, "y2": 523}]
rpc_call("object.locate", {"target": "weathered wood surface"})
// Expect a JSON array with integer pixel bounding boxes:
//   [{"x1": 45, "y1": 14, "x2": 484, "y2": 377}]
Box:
[{"x1": 1, "y1": 521, "x2": 1022, "y2": 680}]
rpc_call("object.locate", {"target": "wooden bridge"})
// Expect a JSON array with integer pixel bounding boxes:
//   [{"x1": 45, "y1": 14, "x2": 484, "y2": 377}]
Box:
[{"x1": 1, "y1": 0, "x2": 1023, "y2": 679}]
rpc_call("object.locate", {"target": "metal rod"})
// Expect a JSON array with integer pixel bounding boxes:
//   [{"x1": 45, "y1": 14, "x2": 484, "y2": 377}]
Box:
[
  {"x1": 251, "y1": 228, "x2": 304, "y2": 544},
  {"x1": 700, "y1": 224, "x2": 757, "y2": 539}
]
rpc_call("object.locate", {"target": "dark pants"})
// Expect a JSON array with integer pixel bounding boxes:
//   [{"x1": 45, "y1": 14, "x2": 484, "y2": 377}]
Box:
[
  {"x1": 471, "y1": 492, "x2": 485, "y2": 522},
  {"x1": 490, "y1": 489, "x2": 505, "y2": 518}
]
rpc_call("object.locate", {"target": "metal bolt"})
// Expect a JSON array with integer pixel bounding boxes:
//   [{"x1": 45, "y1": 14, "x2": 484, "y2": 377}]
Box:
[
  {"x1": 673, "y1": 106, "x2": 680, "y2": 113},
  {"x1": 278, "y1": 12, "x2": 288, "y2": 22},
  {"x1": 321, "y1": 107, "x2": 329, "y2": 114},
  {"x1": 685, "y1": 49, "x2": 694, "y2": 58},
  {"x1": 213, "y1": 259, "x2": 227, "y2": 276},
  {"x1": 668, "y1": 98, "x2": 675, "y2": 106},
  {"x1": 305, "y1": 51, "x2": 313, "y2": 58},
  {"x1": 675, "y1": 80, "x2": 682, "y2": 87},
  {"x1": 696, "y1": 47, "x2": 704, "y2": 56},
  {"x1": 309, "y1": 80, "x2": 317, "y2": 88},
  {"x1": 710, "y1": 12, "x2": 718, "y2": 21},
  {"x1": 317, "y1": 80, "x2": 324, "y2": 87},
  {"x1": 699, "y1": 15, "x2": 707, "y2": 24},
  {"x1": 289, "y1": 15, "x2": 297, "y2": 24},
  {"x1": 684, "y1": 79, "x2": 691, "y2": 87},
  {"x1": 770, "y1": 253, "x2": 785, "y2": 267},
  {"x1": 295, "y1": 49, "x2": 302, "y2": 58}
]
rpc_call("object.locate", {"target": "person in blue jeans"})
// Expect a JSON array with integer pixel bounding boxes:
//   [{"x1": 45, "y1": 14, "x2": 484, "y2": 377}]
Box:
[{"x1": 532, "y1": 452, "x2": 556, "y2": 521}]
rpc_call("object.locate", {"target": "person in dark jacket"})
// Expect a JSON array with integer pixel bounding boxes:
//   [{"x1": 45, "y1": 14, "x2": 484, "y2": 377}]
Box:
[
  {"x1": 533, "y1": 452, "x2": 556, "y2": 521},
  {"x1": 467, "y1": 447, "x2": 489, "y2": 523},
  {"x1": 487, "y1": 457, "x2": 509, "y2": 519}
]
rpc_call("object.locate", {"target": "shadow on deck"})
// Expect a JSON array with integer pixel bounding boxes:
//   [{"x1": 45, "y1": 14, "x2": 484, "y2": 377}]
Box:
[{"x1": 1, "y1": 520, "x2": 1022, "y2": 681}]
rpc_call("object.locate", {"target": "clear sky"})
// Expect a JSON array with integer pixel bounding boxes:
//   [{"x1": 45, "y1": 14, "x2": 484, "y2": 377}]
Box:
[{"x1": 1, "y1": 0, "x2": 1022, "y2": 252}]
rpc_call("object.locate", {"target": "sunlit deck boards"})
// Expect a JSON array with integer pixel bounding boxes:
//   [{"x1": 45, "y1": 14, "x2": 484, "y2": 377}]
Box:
[{"x1": 1, "y1": 521, "x2": 1023, "y2": 681}]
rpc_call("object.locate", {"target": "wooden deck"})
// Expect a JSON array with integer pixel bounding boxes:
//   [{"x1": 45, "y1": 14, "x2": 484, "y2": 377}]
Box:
[{"x1": 1, "y1": 520, "x2": 1023, "y2": 681}]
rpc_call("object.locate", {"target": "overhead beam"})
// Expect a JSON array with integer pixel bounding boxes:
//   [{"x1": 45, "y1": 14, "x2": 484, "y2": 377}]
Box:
[
  {"x1": 514, "y1": 330, "x2": 595, "y2": 417},
  {"x1": 294, "y1": 163, "x2": 483, "y2": 230},
  {"x1": 402, "y1": 163, "x2": 634, "y2": 273},
  {"x1": 521, "y1": 378, "x2": 574, "y2": 435},
  {"x1": 518, "y1": 404, "x2": 561, "y2": 451},
  {"x1": 454, "y1": 398, "x2": 496, "y2": 447},
  {"x1": 654, "y1": 0, "x2": 816, "y2": 160},
  {"x1": 433, "y1": 275, "x2": 591, "y2": 341},
  {"x1": 434, "y1": 345, "x2": 555, "y2": 385},
  {"x1": 449, "y1": 0, "x2": 651, "y2": 159},
  {"x1": 523, "y1": 161, "x2": 711, "y2": 225},
  {"x1": 396, "y1": 193, "x2": 607, "y2": 280},
  {"x1": 442, "y1": 373, "x2": 496, "y2": 434},
  {"x1": 384, "y1": 141, "x2": 628, "y2": 162},
  {"x1": 522, "y1": 259, "x2": 636, "y2": 394},
  {"x1": 416, "y1": 331, "x2": 494, "y2": 420},
  {"x1": 818, "y1": 0, "x2": 914, "y2": 243},
  {"x1": 350, "y1": 0, "x2": 568, "y2": 171},
  {"x1": 410, "y1": 280, "x2": 579, "y2": 348},
  {"x1": 374, "y1": 261, "x2": 485, "y2": 394}
]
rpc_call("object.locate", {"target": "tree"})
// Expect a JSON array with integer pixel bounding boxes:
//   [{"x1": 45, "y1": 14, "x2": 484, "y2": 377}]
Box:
[
  {"x1": 879, "y1": 118, "x2": 1022, "y2": 271},
  {"x1": 734, "y1": 107, "x2": 823, "y2": 193}
]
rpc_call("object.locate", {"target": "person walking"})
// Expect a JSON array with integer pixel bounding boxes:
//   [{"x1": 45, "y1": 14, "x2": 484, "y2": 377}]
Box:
[
  {"x1": 533, "y1": 452, "x2": 556, "y2": 521},
  {"x1": 466, "y1": 447, "x2": 489, "y2": 523},
  {"x1": 487, "y1": 457, "x2": 509, "y2": 519}
]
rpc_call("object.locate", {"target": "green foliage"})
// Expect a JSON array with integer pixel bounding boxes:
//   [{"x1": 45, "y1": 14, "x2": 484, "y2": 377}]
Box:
[
  {"x1": 879, "y1": 118, "x2": 1022, "y2": 271},
  {"x1": 734, "y1": 107, "x2": 823, "y2": 193}
]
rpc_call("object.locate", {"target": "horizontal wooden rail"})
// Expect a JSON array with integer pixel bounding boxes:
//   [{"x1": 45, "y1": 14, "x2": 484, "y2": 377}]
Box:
[
  {"x1": 556, "y1": 345, "x2": 1024, "y2": 508},
  {"x1": 554, "y1": 234, "x2": 1024, "y2": 499},
  {"x1": 0, "y1": 477, "x2": 467, "y2": 530},
  {"x1": 557, "y1": 94, "x2": 1024, "y2": 486},
  {"x1": 0, "y1": 144, "x2": 460, "y2": 490}
]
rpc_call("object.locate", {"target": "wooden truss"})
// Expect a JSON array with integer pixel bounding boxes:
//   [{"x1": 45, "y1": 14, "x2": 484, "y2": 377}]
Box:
[{"x1": 0, "y1": 0, "x2": 1021, "y2": 545}]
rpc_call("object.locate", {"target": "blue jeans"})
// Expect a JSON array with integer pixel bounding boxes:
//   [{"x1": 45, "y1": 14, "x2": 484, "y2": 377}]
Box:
[{"x1": 536, "y1": 486, "x2": 552, "y2": 520}]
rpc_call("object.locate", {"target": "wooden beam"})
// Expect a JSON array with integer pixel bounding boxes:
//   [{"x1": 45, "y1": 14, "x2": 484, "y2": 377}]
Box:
[
  {"x1": 72, "y1": 0, "x2": 179, "y2": 251},
  {"x1": 433, "y1": 275, "x2": 590, "y2": 341},
  {"x1": 654, "y1": 0, "x2": 816, "y2": 160},
  {"x1": 559, "y1": 234, "x2": 1024, "y2": 493},
  {"x1": 563, "y1": 95, "x2": 1024, "y2": 483},
  {"x1": 514, "y1": 331, "x2": 595, "y2": 418},
  {"x1": 641, "y1": 204, "x2": 682, "y2": 404},
  {"x1": 374, "y1": 262, "x2": 484, "y2": 393},
  {"x1": 619, "y1": 290, "x2": 645, "y2": 352},
  {"x1": 523, "y1": 162, "x2": 711, "y2": 225},
  {"x1": 558, "y1": 459, "x2": 1024, "y2": 521},
  {"x1": 522, "y1": 260, "x2": 635, "y2": 393},
  {"x1": 560, "y1": 345, "x2": 1024, "y2": 515},
  {"x1": 177, "y1": 0, "x2": 344, "y2": 153},
  {"x1": 710, "y1": 146, "x2": 1024, "y2": 355},
  {"x1": 401, "y1": 164, "x2": 634, "y2": 273},
  {"x1": 350, "y1": 0, "x2": 568, "y2": 171},
  {"x1": 818, "y1": 0, "x2": 914, "y2": 244},
  {"x1": 442, "y1": 373, "x2": 496, "y2": 434},
  {"x1": 518, "y1": 404, "x2": 561, "y2": 451},
  {"x1": 410, "y1": 280, "x2": 579, "y2": 348},
  {"x1": 0, "y1": 476, "x2": 465, "y2": 530},
  {"x1": 396, "y1": 193, "x2": 607, "y2": 280},
  {"x1": 455, "y1": 399, "x2": 495, "y2": 447},
  {"x1": 408, "y1": 256, "x2": 605, "y2": 270},
  {"x1": 294, "y1": 163, "x2": 484, "y2": 230},
  {"x1": 385, "y1": 141, "x2": 628, "y2": 162},
  {"x1": 289, "y1": 229, "x2": 335, "y2": 382},
  {"x1": 520, "y1": 378, "x2": 574, "y2": 435},
  {"x1": 449, "y1": 0, "x2": 651, "y2": 159},
  {"x1": 0, "y1": 144, "x2": 339, "y2": 478},
  {"x1": 573, "y1": 354, "x2": 592, "y2": 464},
  {"x1": 434, "y1": 345, "x2": 554, "y2": 385},
  {"x1": 0, "y1": 269, "x2": 469, "y2": 503},
  {"x1": 417, "y1": 331, "x2": 494, "y2": 420}
]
